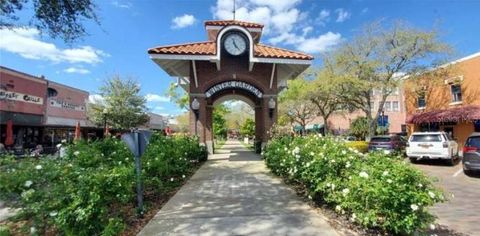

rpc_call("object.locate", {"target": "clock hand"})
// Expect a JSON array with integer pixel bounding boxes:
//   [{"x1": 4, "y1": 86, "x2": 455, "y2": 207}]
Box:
[{"x1": 232, "y1": 39, "x2": 240, "y2": 50}]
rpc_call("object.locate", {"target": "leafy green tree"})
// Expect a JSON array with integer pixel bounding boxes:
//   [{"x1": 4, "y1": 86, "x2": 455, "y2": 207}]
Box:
[
  {"x1": 240, "y1": 118, "x2": 255, "y2": 138},
  {"x1": 0, "y1": 0, "x2": 99, "y2": 42},
  {"x1": 349, "y1": 117, "x2": 369, "y2": 140},
  {"x1": 88, "y1": 75, "x2": 149, "y2": 130},
  {"x1": 278, "y1": 79, "x2": 316, "y2": 134},
  {"x1": 213, "y1": 104, "x2": 230, "y2": 140},
  {"x1": 304, "y1": 67, "x2": 344, "y2": 134},
  {"x1": 330, "y1": 20, "x2": 451, "y2": 138},
  {"x1": 166, "y1": 82, "x2": 189, "y2": 110}
]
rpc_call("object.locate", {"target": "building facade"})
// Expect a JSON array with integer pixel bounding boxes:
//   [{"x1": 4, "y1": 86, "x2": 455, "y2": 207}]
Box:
[
  {"x1": 1, "y1": 66, "x2": 94, "y2": 151},
  {"x1": 306, "y1": 85, "x2": 407, "y2": 136},
  {"x1": 1, "y1": 66, "x2": 47, "y2": 149},
  {"x1": 405, "y1": 52, "x2": 480, "y2": 150}
]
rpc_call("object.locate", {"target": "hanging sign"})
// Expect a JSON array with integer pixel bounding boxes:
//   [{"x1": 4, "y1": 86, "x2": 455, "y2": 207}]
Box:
[
  {"x1": 0, "y1": 89, "x2": 43, "y2": 105},
  {"x1": 205, "y1": 81, "x2": 263, "y2": 98}
]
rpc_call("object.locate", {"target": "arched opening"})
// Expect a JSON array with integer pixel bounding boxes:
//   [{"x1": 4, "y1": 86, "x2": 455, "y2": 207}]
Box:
[{"x1": 211, "y1": 95, "x2": 256, "y2": 152}]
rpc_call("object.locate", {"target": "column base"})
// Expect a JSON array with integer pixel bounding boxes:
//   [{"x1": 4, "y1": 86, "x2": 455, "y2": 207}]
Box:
[{"x1": 206, "y1": 140, "x2": 214, "y2": 154}]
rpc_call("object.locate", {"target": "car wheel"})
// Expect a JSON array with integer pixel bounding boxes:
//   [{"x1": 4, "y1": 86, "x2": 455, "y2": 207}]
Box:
[
  {"x1": 446, "y1": 158, "x2": 455, "y2": 166},
  {"x1": 463, "y1": 169, "x2": 473, "y2": 176},
  {"x1": 409, "y1": 158, "x2": 417, "y2": 164}
]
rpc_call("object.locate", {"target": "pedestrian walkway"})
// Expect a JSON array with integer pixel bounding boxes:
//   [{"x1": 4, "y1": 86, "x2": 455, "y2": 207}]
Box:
[{"x1": 138, "y1": 140, "x2": 339, "y2": 236}]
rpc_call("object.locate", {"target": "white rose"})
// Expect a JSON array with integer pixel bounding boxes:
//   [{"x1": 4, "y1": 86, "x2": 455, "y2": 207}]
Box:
[
  {"x1": 428, "y1": 191, "x2": 436, "y2": 199},
  {"x1": 387, "y1": 179, "x2": 393, "y2": 183},
  {"x1": 342, "y1": 150, "x2": 347, "y2": 155},
  {"x1": 382, "y1": 171, "x2": 389, "y2": 176},
  {"x1": 74, "y1": 151, "x2": 80, "y2": 156},
  {"x1": 182, "y1": 175, "x2": 186, "y2": 178},
  {"x1": 335, "y1": 205, "x2": 342, "y2": 211},
  {"x1": 35, "y1": 165, "x2": 42, "y2": 170},
  {"x1": 410, "y1": 204, "x2": 419, "y2": 211},
  {"x1": 170, "y1": 178, "x2": 174, "y2": 182},
  {"x1": 359, "y1": 171, "x2": 369, "y2": 178},
  {"x1": 24, "y1": 180, "x2": 33, "y2": 188},
  {"x1": 342, "y1": 188, "x2": 350, "y2": 196},
  {"x1": 49, "y1": 211, "x2": 58, "y2": 217}
]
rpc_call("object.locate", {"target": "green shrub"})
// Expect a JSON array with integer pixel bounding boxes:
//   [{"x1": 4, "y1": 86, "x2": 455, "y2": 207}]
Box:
[
  {"x1": 263, "y1": 135, "x2": 444, "y2": 235},
  {"x1": 345, "y1": 141, "x2": 369, "y2": 153},
  {"x1": 0, "y1": 133, "x2": 206, "y2": 235}
]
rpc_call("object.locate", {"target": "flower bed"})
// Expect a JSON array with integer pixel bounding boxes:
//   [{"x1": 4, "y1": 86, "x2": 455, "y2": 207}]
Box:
[
  {"x1": 263, "y1": 135, "x2": 444, "y2": 235},
  {"x1": 0, "y1": 134, "x2": 207, "y2": 235}
]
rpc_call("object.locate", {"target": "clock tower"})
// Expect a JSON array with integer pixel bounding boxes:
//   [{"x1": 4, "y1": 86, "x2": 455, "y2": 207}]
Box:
[{"x1": 148, "y1": 20, "x2": 313, "y2": 154}]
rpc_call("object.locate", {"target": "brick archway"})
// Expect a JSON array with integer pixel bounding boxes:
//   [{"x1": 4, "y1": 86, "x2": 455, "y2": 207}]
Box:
[{"x1": 148, "y1": 20, "x2": 313, "y2": 154}]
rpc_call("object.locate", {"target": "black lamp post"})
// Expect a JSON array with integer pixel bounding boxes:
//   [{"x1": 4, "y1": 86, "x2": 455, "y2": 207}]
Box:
[
  {"x1": 191, "y1": 98, "x2": 200, "y2": 136},
  {"x1": 268, "y1": 97, "x2": 276, "y2": 119}
]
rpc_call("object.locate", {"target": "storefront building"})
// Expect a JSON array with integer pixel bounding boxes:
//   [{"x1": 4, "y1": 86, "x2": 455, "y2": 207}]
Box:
[
  {"x1": 405, "y1": 52, "x2": 480, "y2": 151},
  {"x1": 305, "y1": 85, "x2": 407, "y2": 136},
  {"x1": 43, "y1": 81, "x2": 92, "y2": 147},
  {"x1": 0, "y1": 66, "x2": 47, "y2": 150}
]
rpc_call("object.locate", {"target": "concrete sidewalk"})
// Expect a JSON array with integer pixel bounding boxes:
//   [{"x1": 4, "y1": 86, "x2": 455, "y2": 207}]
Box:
[{"x1": 138, "y1": 140, "x2": 339, "y2": 236}]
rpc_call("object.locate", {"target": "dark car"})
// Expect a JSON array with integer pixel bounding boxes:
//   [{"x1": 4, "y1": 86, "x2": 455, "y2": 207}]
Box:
[
  {"x1": 463, "y1": 132, "x2": 480, "y2": 174},
  {"x1": 368, "y1": 135, "x2": 405, "y2": 154}
]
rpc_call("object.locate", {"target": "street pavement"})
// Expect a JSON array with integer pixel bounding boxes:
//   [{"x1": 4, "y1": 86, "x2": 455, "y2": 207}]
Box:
[
  {"x1": 138, "y1": 140, "x2": 339, "y2": 236},
  {"x1": 413, "y1": 159, "x2": 480, "y2": 236},
  {"x1": 0, "y1": 201, "x2": 16, "y2": 222}
]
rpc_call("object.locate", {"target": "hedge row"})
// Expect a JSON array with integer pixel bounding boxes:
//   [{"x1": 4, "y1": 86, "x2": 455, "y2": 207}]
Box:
[
  {"x1": 263, "y1": 135, "x2": 444, "y2": 235},
  {"x1": 0, "y1": 134, "x2": 207, "y2": 235}
]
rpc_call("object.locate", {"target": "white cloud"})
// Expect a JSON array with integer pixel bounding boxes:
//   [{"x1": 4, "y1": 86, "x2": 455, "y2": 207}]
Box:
[
  {"x1": 64, "y1": 67, "x2": 90, "y2": 74},
  {"x1": 297, "y1": 32, "x2": 343, "y2": 53},
  {"x1": 212, "y1": 0, "x2": 301, "y2": 35},
  {"x1": 171, "y1": 14, "x2": 197, "y2": 29},
  {"x1": 145, "y1": 93, "x2": 170, "y2": 102},
  {"x1": 335, "y1": 8, "x2": 351, "y2": 22},
  {"x1": 150, "y1": 106, "x2": 165, "y2": 111},
  {"x1": 316, "y1": 9, "x2": 330, "y2": 25},
  {"x1": 0, "y1": 28, "x2": 108, "y2": 64},
  {"x1": 302, "y1": 26, "x2": 313, "y2": 36},
  {"x1": 88, "y1": 94, "x2": 105, "y2": 105},
  {"x1": 111, "y1": 0, "x2": 132, "y2": 8}
]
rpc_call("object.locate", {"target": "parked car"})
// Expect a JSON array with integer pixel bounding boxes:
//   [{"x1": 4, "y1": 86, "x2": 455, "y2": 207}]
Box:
[
  {"x1": 368, "y1": 135, "x2": 405, "y2": 154},
  {"x1": 463, "y1": 132, "x2": 480, "y2": 174},
  {"x1": 406, "y1": 132, "x2": 459, "y2": 165}
]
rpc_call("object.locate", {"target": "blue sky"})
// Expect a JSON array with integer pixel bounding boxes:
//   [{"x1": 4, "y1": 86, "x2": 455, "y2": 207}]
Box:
[{"x1": 1, "y1": 0, "x2": 479, "y2": 116}]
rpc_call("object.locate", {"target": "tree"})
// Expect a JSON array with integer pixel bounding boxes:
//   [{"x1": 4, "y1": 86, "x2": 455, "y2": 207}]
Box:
[
  {"x1": 240, "y1": 118, "x2": 255, "y2": 138},
  {"x1": 88, "y1": 75, "x2": 149, "y2": 130},
  {"x1": 173, "y1": 112, "x2": 189, "y2": 133},
  {"x1": 278, "y1": 79, "x2": 316, "y2": 134},
  {"x1": 349, "y1": 117, "x2": 369, "y2": 140},
  {"x1": 213, "y1": 104, "x2": 230, "y2": 140},
  {"x1": 166, "y1": 82, "x2": 189, "y2": 110},
  {"x1": 304, "y1": 67, "x2": 344, "y2": 134},
  {"x1": 0, "y1": 0, "x2": 99, "y2": 43},
  {"x1": 330, "y1": 20, "x2": 451, "y2": 139}
]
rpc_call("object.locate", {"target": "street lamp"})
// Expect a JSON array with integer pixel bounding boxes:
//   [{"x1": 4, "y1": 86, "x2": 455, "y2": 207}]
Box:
[
  {"x1": 268, "y1": 97, "x2": 276, "y2": 119},
  {"x1": 191, "y1": 98, "x2": 200, "y2": 136}
]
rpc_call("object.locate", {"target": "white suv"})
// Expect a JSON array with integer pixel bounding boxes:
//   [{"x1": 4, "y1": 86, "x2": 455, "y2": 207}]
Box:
[{"x1": 406, "y1": 132, "x2": 459, "y2": 165}]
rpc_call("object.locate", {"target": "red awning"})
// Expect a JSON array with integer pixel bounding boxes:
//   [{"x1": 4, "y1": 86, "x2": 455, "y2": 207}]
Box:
[{"x1": 407, "y1": 105, "x2": 480, "y2": 124}]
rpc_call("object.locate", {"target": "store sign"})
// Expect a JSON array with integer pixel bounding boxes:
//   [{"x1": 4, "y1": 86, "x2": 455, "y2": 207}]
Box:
[
  {"x1": 49, "y1": 99, "x2": 85, "y2": 111},
  {"x1": 0, "y1": 89, "x2": 43, "y2": 105},
  {"x1": 205, "y1": 81, "x2": 263, "y2": 98}
]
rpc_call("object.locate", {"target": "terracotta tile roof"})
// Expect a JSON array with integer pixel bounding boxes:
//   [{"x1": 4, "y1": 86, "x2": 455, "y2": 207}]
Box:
[
  {"x1": 204, "y1": 20, "x2": 264, "y2": 28},
  {"x1": 148, "y1": 42, "x2": 215, "y2": 55},
  {"x1": 406, "y1": 105, "x2": 480, "y2": 124},
  {"x1": 148, "y1": 42, "x2": 313, "y2": 60},
  {"x1": 255, "y1": 44, "x2": 313, "y2": 60}
]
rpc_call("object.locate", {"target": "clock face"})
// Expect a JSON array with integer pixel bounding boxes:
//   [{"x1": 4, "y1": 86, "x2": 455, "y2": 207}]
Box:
[{"x1": 223, "y1": 33, "x2": 247, "y2": 56}]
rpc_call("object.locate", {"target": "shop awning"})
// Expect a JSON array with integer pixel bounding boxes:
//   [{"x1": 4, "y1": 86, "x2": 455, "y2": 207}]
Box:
[{"x1": 406, "y1": 105, "x2": 480, "y2": 124}]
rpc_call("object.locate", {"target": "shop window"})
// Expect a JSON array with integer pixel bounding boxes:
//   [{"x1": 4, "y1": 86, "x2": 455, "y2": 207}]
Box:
[
  {"x1": 450, "y1": 84, "x2": 462, "y2": 102},
  {"x1": 384, "y1": 101, "x2": 392, "y2": 112},
  {"x1": 475, "y1": 120, "x2": 480, "y2": 132},
  {"x1": 392, "y1": 101, "x2": 400, "y2": 112}
]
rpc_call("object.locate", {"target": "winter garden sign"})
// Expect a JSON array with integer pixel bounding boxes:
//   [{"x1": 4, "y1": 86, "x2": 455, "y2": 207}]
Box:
[{"x1": 205, "y1": 81, "x2": 263, "y2": 98}]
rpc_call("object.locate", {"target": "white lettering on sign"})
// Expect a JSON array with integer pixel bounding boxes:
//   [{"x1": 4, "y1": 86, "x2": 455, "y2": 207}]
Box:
[
  {"x1": 0, "y1": 89, "x2": 43, "y2": 105},
  {"x1": 205, "y1": 81, "x2": 263, "y2": 98},
  {"x1": 49, "y1": 99, "x2": 85, "y2": 111}
]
